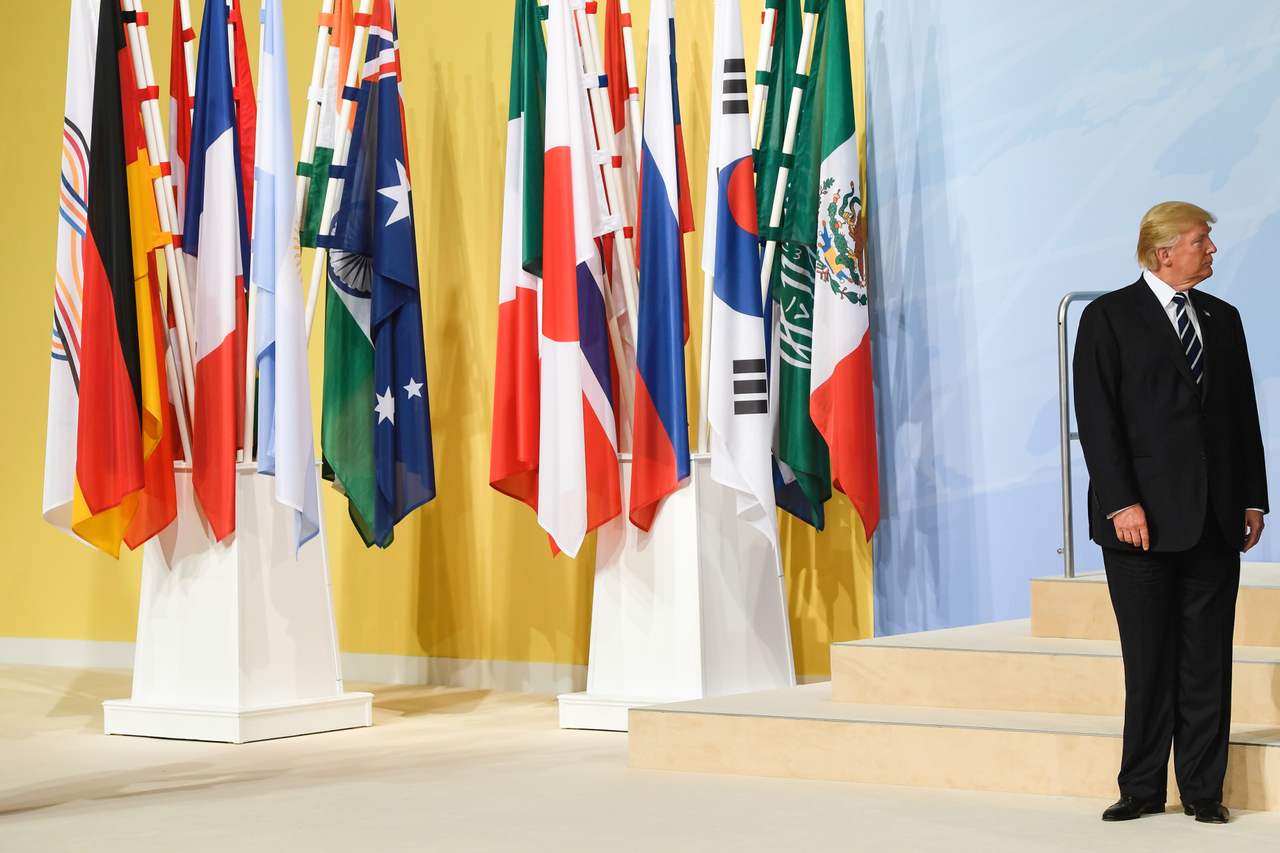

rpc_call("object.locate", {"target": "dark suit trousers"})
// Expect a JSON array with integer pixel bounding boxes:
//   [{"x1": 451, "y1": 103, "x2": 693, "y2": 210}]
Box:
[{"x1": 1102, "y1": 514, "x2": 1240, "y2": 804}]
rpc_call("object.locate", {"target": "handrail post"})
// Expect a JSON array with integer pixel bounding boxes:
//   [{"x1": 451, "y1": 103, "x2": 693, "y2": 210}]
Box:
[{"x1": 1057, "y1": 291, "x2": 1108, "y2": 578}]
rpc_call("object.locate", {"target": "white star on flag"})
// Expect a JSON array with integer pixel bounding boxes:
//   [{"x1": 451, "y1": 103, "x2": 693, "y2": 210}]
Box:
[
  {"x1": 377, "y1": 159, "x2": 412, "y2": 227},
  {"x1": 404, "y1": 377, "x2": 423, "y2": 399},
  {"x1": 376, "y1": 387, "x2": 396, "y2": 424}
]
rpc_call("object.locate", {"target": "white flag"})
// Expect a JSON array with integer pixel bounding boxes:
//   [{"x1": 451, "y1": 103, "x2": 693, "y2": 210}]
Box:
[{"x1": 43, "y1": 0, "x2": 98, "y2": 537}]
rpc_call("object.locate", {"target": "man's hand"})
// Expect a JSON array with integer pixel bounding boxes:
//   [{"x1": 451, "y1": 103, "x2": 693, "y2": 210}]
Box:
[
  {"x1": 1244, "y1": 510, "x2": 1265, "y2": 553},
  {"x1": 1113, "y1": 504, "x2": 1150, "y2": 550}
]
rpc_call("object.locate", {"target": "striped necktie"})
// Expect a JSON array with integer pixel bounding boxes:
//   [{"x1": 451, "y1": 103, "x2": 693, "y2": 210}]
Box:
[{"x1": 1171, "y1": 292, "x2": 1203, "y2": 384}]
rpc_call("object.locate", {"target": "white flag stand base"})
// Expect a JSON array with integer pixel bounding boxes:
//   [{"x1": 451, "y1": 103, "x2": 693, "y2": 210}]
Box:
[
  {"x1": 558, "y1": 453, "x2": 796, "y2": 732},
  {"x1": 103, "y1": 464, "x2": 372, "y2": 744}
]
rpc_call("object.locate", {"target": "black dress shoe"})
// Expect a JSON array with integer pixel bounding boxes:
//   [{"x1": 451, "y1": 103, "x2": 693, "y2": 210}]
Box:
[
  {"x1": 1183, "y1": 800, "x2": 1229, "y2": 823},
  {"x1": 1102, "y1": 795, "x2": 1165, "y2": 821}
]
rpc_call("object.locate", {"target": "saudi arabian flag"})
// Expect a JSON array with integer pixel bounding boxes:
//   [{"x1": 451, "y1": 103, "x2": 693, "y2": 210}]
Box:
[
  {"x1": 753, "y1": 0, "x2": 803, "y2": 230},
  {"x1": 771, "y1": 0, "x2": 833, "y2": 529}
]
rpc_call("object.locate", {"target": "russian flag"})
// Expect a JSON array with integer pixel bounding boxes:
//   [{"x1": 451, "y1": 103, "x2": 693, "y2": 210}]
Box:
[
  {"x1": 184, "y1": 0, "x2": 246, "y2": 541},
  {"x1": 539, "y1": 0, "x2": 621, "y2": 557},
  {"x1": 630, "y1": 0, "x2": 691, "y2": 532}
]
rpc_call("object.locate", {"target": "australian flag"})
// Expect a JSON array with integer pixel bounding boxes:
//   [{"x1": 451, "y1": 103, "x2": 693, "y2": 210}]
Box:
[{"x1": 326, "y1": 9, "x2": 435, "y2": 548}]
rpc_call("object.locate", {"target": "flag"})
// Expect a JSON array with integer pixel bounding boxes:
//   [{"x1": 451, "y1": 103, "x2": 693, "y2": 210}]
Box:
[
  {"x1": 68, "y1": 0, "x2": 146, "y2": 557},
  {"x1": 601, "y1": 0, "x2": 637, "y2": 425},
  {"x1": 164, "y1": 2, "x2": 192, "y2": 462},
  {"x1": 753, "y1": 0, "x2": 802, "y2": 229},
  {"x1": 120, "y1": 24, "x2": 177, "y2": 549},
  {"x1": 538, "y1": 0, "x2": 622, "y2": 557},
  {"x1": 771, "y1": 0, "x2": 831, "y2": 529},
  {"x1": 752, "y1": 0, "x2": 812, "y2": 527},
  {"x1": 630, "y1": 0, "x2": 691, "y2": 532},
  {"x1": 809, "y1": 0, "x2": 878, "y2": 538},
  {"x1": 229, "y1": 0, "x2": 257, "y2": 243},
  {"x1": 185, "y1": 0, "x2": 246, "y2": 541},
  {"x1": 323, "y1": 0, "x2": 435, "y2": 548},
  {"x1": 705, "y1": 0, "x2": 779, "y2": 551},
  {"x1": 254, "y1": 0, "x2": 320, "y2": 554},
  {"x1": 168, "y1": 0, "x2": 193, "y2": 239},
  {"x1": 43, "y1": 0, "x2": 97, "y2": 538},
  {"x1": 229, "y1": 0, "x2": 255, "y2": 450},
  {"x1": 388, "y1": 3, "x2": 411, "y2": 178},
  {"x1": 490, "y1": 0, "x2": 545, "y2": 511},
  {"x1": 301, "y1": 0, "x2": 354, "y2": 248}
]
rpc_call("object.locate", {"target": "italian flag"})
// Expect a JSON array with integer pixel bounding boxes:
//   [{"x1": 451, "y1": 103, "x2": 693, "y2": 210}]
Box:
[
  {"x1": 809, "y1": 0, "x2": 879, "y2": 539},
  {"x1": 489, "y1": 0, "x2": 545, "y2": 511}
]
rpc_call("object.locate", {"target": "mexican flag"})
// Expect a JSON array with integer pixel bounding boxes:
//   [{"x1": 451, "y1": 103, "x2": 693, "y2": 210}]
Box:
[{"x1": 809, "y1": 0, "x2": 878, "y2": 538}]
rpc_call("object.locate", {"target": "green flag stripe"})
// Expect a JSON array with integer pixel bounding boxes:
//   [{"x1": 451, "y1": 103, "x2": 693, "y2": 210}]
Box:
[
  {"x1": 820, "y1": 0, "x2": 856, "y2": 159},
  {"x1": 321, "y1": 281, "x2": 376, "y2": 536},
  {"x1": 512, "y1": 0, "x2": 546, "y2": 279}
]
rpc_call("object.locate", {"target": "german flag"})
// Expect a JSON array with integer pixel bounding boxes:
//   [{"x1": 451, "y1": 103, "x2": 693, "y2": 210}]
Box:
[
  {"x1": 120, "y1": 24, "x2": 177, "y2": 550},
  {"x1": 71, "y1": 0, "x2": 144, "y2": 556}
]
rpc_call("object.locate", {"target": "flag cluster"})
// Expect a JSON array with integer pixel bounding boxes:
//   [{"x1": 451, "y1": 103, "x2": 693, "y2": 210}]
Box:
[
  {"x1": 44, "y1": 0, "x2": 178, "y2": 558},
  {"x1": 489, "y1": 0, "x2": 880, "y2": 553},
  {"x1": 45, "y1": 0, "x2": 436, "y2": 556}
]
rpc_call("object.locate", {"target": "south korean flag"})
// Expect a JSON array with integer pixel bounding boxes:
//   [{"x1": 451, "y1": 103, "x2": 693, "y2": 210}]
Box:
[{"x1": 705, "y1": 0, "x2": 780, "y2": 557}]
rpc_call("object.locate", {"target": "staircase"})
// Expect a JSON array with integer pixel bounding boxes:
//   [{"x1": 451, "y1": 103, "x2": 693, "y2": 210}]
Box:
[{"x1": 628, "y1": 564, "x2": 1280, "y2": 810}]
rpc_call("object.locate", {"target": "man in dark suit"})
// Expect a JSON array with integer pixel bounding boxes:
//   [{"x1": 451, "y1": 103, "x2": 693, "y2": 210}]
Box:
[{"x1": 1073, "y1": 201, "x2": 1268, "y2": 825}]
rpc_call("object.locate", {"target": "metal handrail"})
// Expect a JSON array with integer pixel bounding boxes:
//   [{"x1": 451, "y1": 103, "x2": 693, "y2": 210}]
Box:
[{"x1": 1058, "y1": 291, "x2": 1108, "y2": 577}]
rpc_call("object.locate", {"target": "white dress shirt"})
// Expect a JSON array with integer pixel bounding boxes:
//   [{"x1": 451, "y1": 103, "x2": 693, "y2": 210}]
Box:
[
  {"x1": 1143, "y1": 268, "x2": 1203, "y2": 344},
  {"x1": 1107, "y1": 270, "x2": 1261, "y2": 520}
]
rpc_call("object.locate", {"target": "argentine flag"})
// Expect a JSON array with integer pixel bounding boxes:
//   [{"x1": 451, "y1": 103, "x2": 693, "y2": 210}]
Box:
[{"x1": 253, "y1": 0, "x2": 319, "y2": 553}]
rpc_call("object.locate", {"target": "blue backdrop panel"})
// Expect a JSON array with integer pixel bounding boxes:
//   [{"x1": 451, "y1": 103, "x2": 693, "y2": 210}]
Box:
[{"x1": 864, "y1": 1, "x2": 1280, "y2": 635}]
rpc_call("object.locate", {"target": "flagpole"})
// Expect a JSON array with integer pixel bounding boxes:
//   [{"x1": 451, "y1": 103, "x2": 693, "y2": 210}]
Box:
[
  {"x1": 120, "y1": 0, "x2": 198, "y2": 425},
  {"x1": 243, "y1": 0, "x2": 268, "y2": 463},
  {"x1": 601, "y1": 266, "x2": 636, "y2": 447},
  {"x1": 696, "y1": 0, "x2": 722, "y2": 456},
  {"x1": 165, "y1": 331, "x2": 195, "y2": 462},
  {"x1": 581, "y1": 6, "x2": 640, "y2": 440},
  {"x1": 294, "y1": 1, "x2": 339, "y2": 269},
  {"x1": 303, "y1": 0, "x2": 376, "y2": 339},
  {"x1": 179, "y1": 0, "x2": 197, "y2": 109},
  {"x1": 697, "y1": 270, "x2": 714, "y2": 453},
  {"x1": 757, "y1": 11, "x2": 816, "y2": 315},
  {"x1": 617, "y1": 0, "x2": 643, "y2": 170},
  {"x1": 575, "y1": 5, "x2": 640, "y2": 347},
  {"x1": 750, "y1": 1, "x2": 778, "y2": 150}
]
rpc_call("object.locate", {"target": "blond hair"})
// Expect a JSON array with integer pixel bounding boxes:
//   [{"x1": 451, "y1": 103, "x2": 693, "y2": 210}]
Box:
[{"x1": 1136, "y1": 202, "x2": 1217, "y2": 270}]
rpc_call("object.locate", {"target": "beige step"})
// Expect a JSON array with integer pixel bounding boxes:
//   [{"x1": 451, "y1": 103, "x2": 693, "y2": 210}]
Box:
[
  {"x1": 629, "y1": 683, "x2": 1280, "y2": 811},
  {"x1": 830, "y1": 619, "x2": 1280, "y2": 724},
  {"x1": 1031, "y1": 562, "x2": 1280, "y2": 646}
]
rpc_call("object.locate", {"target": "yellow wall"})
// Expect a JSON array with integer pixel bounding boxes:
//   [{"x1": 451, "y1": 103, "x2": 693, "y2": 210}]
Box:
[{"x1": 0, "y1": 0, "x2": 870, "y2": 678}]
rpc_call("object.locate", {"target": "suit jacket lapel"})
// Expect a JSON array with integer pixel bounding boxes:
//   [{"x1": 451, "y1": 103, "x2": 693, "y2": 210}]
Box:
[{"x1": 1126, "y1": 279, "x2": 1199, "y2": 392}]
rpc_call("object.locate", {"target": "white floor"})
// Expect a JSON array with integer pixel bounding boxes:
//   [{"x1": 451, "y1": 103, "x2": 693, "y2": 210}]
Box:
[{"x1": 2, "y1": 665, "x2": 1279, "y2": 851}]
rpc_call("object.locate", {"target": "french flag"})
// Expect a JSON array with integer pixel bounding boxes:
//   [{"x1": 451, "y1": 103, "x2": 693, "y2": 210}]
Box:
[
  {"x1": 184, "y1": 0, "x2": 246, "y2": 541},
  {"x1": 630, "y1": 0, "x2": 691, "y2": 531},
  {"x1": 539, "y1": 0, "x2": 621, "y2": 557}
]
